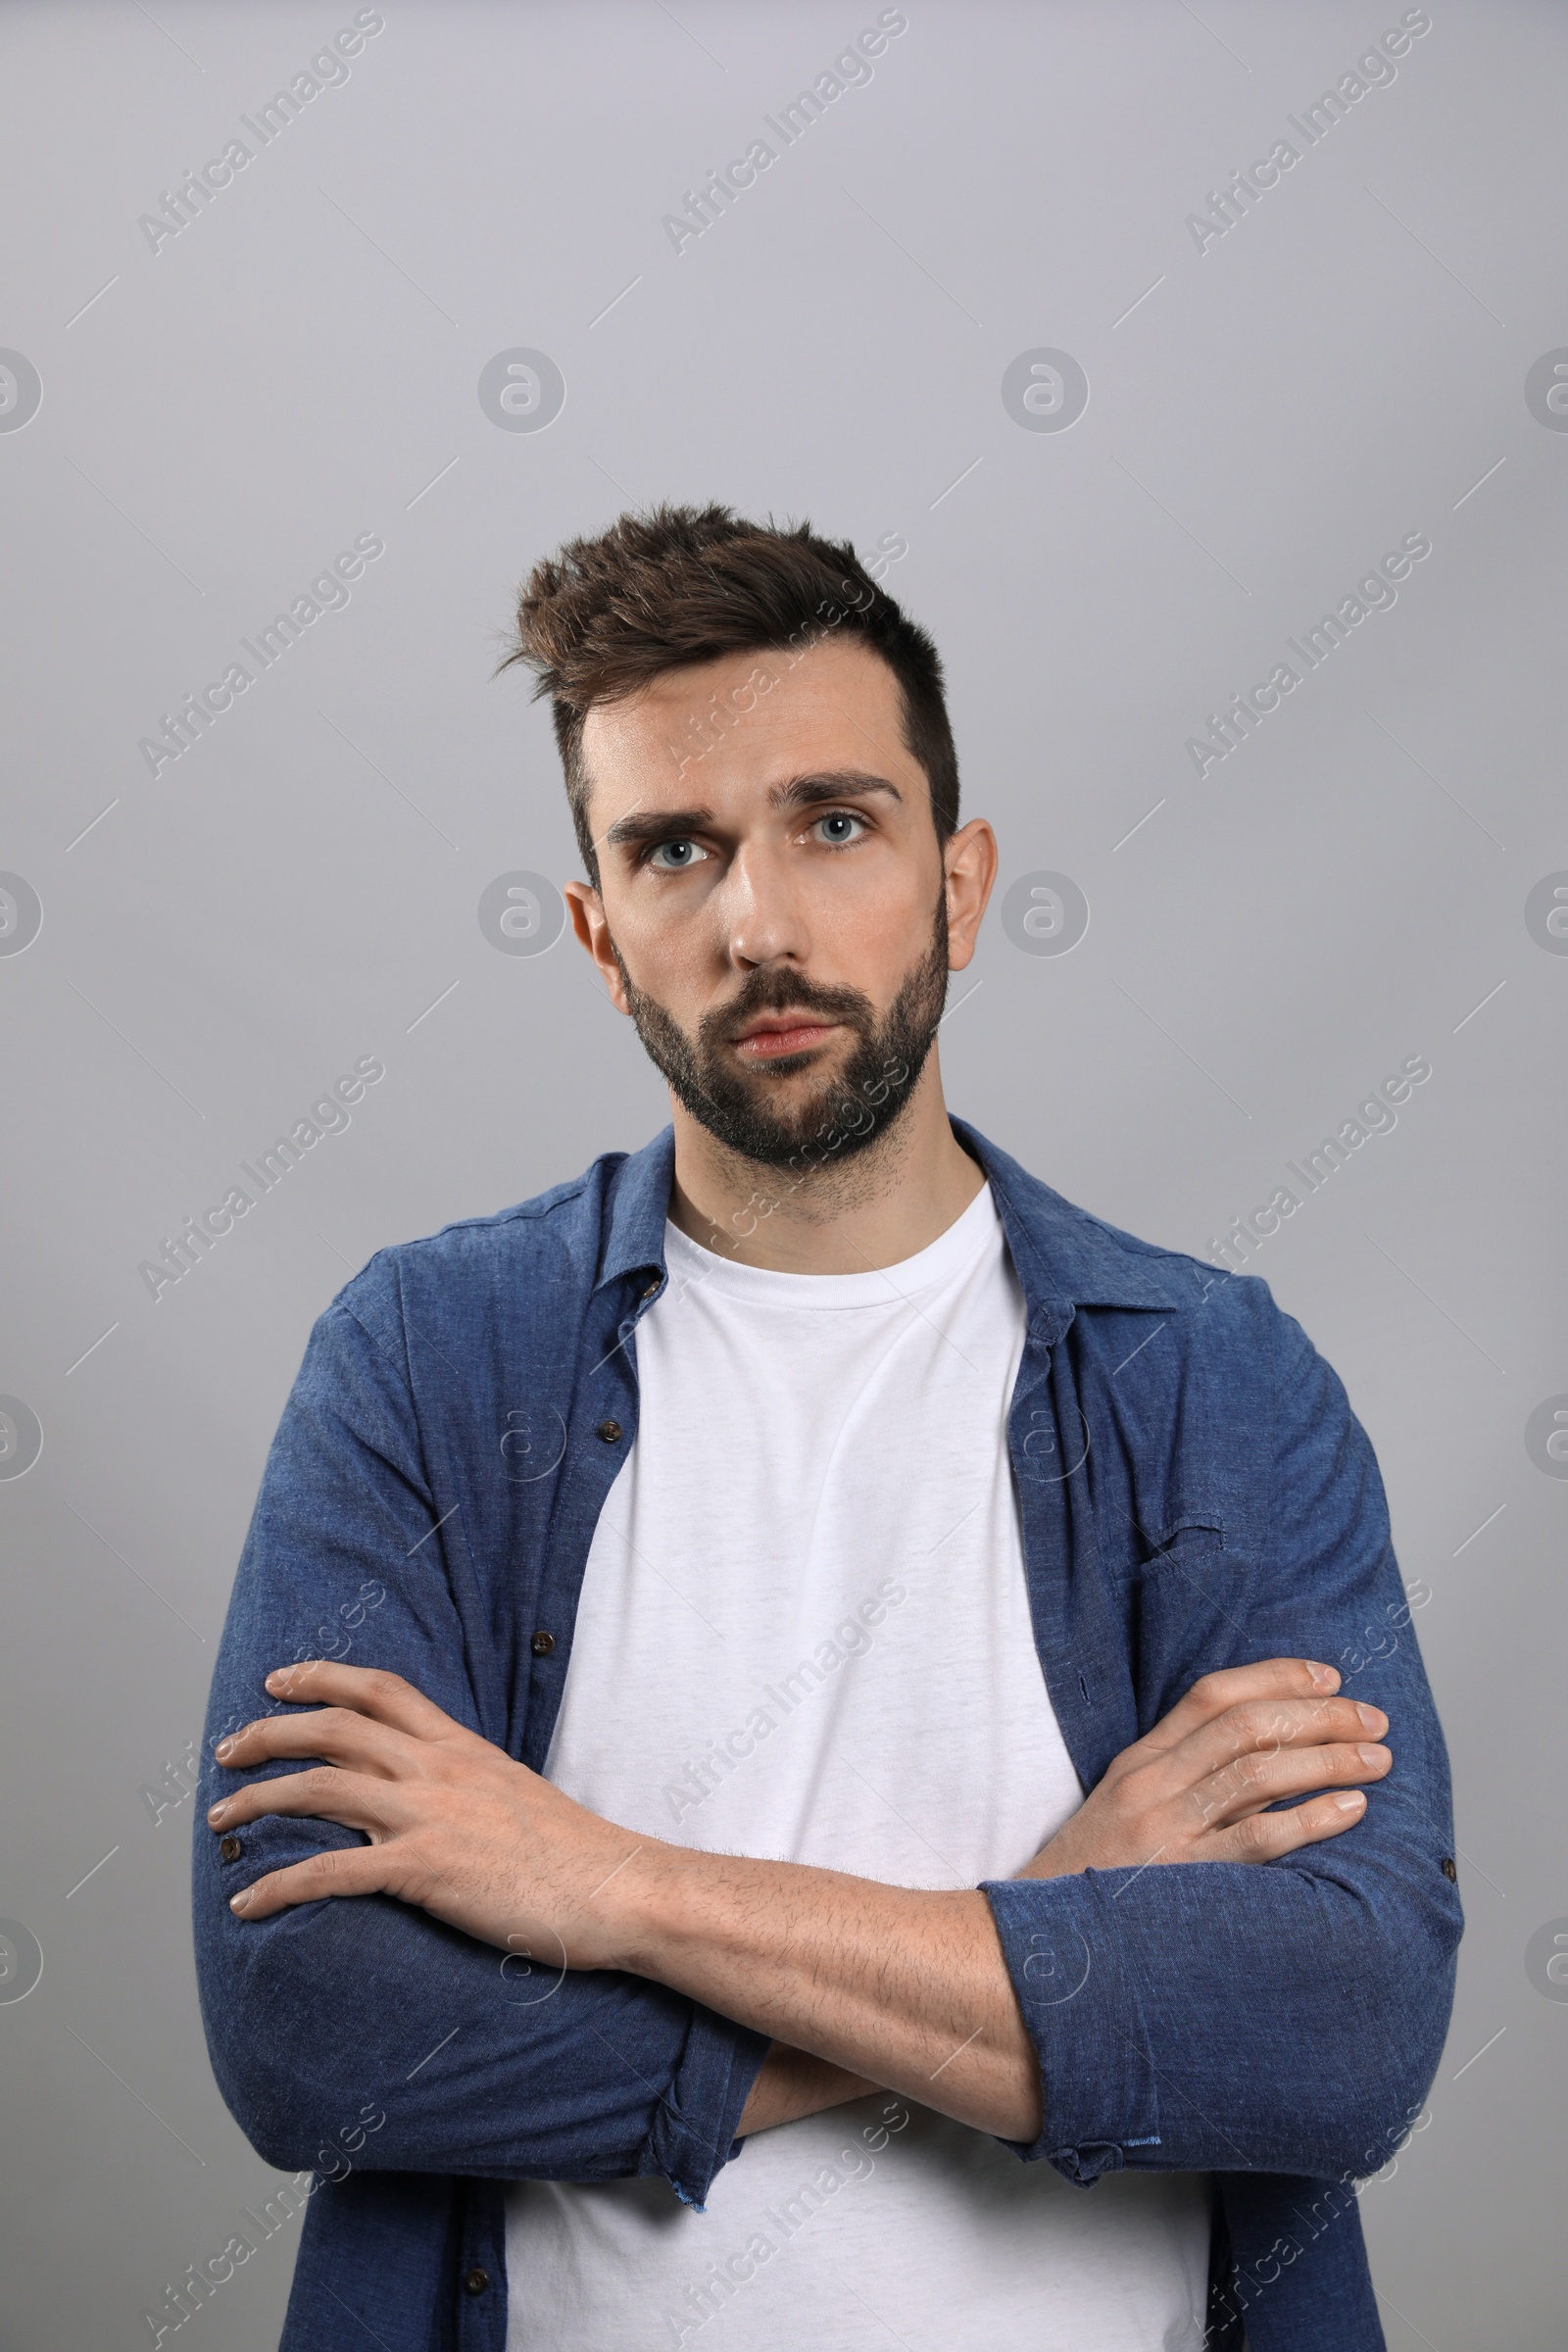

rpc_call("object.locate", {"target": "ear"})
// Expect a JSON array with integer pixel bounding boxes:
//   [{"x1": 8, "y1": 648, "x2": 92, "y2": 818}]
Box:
[
  {"x1": 942, "y1": 819, "x2": 998, "y2": 973},
  {"x1": 564, "y1": 881, "x2": 631, "y2": 1014}
]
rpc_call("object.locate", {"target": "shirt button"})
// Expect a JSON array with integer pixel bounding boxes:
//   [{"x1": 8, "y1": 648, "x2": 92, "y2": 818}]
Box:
[
  {"x1": 464, "y1": 2267, "x2": 490, "y2": 2294},
  {"x1": 1441, "y1": 1856, "x2": 1457, "y2": 1883},
  {"x1": 530, "y1": 1630, "x2": 556, "y2": 1657},
  {"x1": 219, "y1": 1836, "x2": 242, "y2": 1863},
  {"x1": 597, "y1": 1418, "x2": 623, "y2": 1444},
  {"x1": 642, "y1": 1280, "x2": 660, "y2": 1300}
]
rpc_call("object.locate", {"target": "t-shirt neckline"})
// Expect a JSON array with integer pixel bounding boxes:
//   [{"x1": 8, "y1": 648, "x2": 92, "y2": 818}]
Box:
[{"x1": 661, "y1": 1182, "x2": 1001, "y2": 1310}]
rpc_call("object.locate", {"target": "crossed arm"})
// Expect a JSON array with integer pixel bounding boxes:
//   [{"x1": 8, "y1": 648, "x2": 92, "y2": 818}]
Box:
[{"x1": 207, "y1": 1654, "x2": 1392, "y2": 2145}]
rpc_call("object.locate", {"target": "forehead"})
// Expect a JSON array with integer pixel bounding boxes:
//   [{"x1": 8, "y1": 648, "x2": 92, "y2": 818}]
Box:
[{"x1": 580, "y1": 637, "x2": 916, "y2": 808}]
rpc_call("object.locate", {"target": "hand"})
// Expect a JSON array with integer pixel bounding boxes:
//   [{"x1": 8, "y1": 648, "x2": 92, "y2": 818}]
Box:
[
  {"x1": 1017, "y1": 1656, "x2": 1390, "y2": 1882},
  {"x1": 208, "y1": 1661, "x2": 656, "y2": 1969}
]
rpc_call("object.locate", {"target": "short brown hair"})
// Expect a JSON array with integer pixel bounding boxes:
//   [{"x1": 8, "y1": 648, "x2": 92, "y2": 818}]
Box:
[{"x1": 498, "y1": 503, "x2": 959, "y2": 882}]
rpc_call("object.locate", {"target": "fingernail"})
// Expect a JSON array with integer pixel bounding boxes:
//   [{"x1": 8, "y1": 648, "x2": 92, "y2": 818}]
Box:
[
  {"x1": 1358, "y1": 1743, "x2": 1390, "y2": 1769},
  {"x1": 1307, "y1": 1662, "x2": 1339, "y2": 1690},
  {"x1": 1355, "y1": 1703, "x2": 1387, "y2": 1733},
  {"x1": 229, "y1": 1888, "x2": 253, "y2": 1913},
  {"x1": 215, "y1": 1739, "x2": 234, "y2": 1761},
  {"x1": 1333, "y1": 1789, "x2": 1366, "y2": 1812},
  {"x1": 264, "y1": 1671, "x2": 285, "y2": 1691},
  {"x1": 207, "y1": 1802, "x2": 227, "y2": 1825}
]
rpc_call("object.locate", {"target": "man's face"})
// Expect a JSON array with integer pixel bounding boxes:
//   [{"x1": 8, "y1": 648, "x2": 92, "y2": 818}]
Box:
[{"x1": 566, "y1": 637, "x2": 995, "y2": 1170}]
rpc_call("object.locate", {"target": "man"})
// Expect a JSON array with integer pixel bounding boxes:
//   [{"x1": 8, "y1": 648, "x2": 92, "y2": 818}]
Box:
[{"x1": 194, "y1": 506, "x2": 1460, "y2": 2352}]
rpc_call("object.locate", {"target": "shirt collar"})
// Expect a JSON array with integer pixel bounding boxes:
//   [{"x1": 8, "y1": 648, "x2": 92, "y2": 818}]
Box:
[
  {"x1": 597, "y1": 1119, "x2": 1190, "y2": 1317},
  {"x1": 596, "y1": 1126, "x2": 678, "y2": 1294},
  {"x1": 950, "y1": 1118, "x2": 1190, "y2": 1315}
]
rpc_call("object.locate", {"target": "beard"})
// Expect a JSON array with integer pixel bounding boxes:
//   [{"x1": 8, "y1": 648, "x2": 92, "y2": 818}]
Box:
[{"x1": 614, "y1": 893, "x2": 951, "y2": 1173}]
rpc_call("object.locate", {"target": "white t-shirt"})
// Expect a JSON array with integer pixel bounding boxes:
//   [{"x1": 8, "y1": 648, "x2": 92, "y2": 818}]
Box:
[{"x1": 505, "y1": 1184, "x2": 1209, "y2": 2351}]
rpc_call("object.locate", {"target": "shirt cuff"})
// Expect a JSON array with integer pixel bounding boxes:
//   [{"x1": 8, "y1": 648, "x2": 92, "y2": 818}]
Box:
[
  {"x1": 643, "y1": 2003, "x2": 772, "y2": 2210},
  {"x1": 979, "y1": 1871, "x2": 1163, "y2": 2182}
]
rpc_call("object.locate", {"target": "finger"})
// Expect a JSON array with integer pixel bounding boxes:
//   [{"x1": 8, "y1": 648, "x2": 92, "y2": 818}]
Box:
[
  {"x1": 258, "y1": 1660, "x2": 462, "y2": 1741},
  {"x1": 1189, "y1": 1739, "x2": 1392, "y2": 1831},
  {"x1": 1142, "y1": 1659, "x2": 1342, "y2": 1751},
  {"x1": 1171, "y1": 1694, "x2": 1389, "y2": 1785},
  {"x1": 1200, "y1": 1787, "x2": 1369, "y2": 1865},
  {"x1": 227, "y1": 1840, "x2": 391, "y2": 1921},
  {"x1": 208, "y1": 1765, "x2": 405, "y2": 1838},
  {"x1": 214, "y1": 1706, "x2": 413, "y2": 1779}
]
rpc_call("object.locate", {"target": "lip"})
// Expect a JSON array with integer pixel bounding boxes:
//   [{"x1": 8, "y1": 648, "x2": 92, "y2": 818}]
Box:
[{"x1": 731, "y1": 1016, "x2": 838, "y2": 1060}]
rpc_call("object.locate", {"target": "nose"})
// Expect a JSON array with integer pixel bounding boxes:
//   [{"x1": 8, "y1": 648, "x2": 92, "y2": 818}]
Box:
[{"x1": 724, "y1": 839, "x2": 811, "y2": 971}]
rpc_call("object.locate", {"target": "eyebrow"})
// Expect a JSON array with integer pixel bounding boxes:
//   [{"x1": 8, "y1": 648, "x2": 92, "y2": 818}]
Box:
[
  {"x1": 602, "y1": 770, "x2": 904, "y2": 851},
  {"x1": 773, "y1": 769, "x2": 904, "y2": 814}
]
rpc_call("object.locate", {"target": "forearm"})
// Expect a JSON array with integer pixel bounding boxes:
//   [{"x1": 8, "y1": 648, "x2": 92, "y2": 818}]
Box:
[
  {"x1": 736, "y1": 2040, "x2": 881, "y2": 2135},
  {"x1": 616, "y1": 1845, "x2": 1042, "y2": 2143}
]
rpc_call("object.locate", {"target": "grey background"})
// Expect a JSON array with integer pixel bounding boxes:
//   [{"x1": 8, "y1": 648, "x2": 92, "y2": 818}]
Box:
[{"x1": 1, "y1": 0, "x2": 1563, "y2": 2342}]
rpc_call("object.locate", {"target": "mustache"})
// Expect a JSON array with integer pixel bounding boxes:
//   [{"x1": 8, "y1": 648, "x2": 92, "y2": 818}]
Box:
[{"x1": 701, "y1": 966, "x2": 875, "y2": 1049}]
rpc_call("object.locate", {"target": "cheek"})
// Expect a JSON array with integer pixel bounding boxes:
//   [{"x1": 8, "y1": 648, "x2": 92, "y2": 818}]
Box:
[
  {"x1": 823, "y1": 860, "x2": 942, "y2": 981},
  {"x1": 603, "y1": 886, "x2": 725, "y2": 1012}
]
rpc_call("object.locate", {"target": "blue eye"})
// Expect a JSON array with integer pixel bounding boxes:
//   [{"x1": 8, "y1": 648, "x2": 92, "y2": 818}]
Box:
[
  {"x1": 648, "y1": 839, "x2": 709, "y2": 870},
  {"x1": 813, "y1": 810, "x2": 865, "y2": 846}
]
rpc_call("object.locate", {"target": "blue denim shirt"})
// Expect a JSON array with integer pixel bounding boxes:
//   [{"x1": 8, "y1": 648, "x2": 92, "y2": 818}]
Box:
[{"x1": 193, "y1": 1120, "x2": 1460, "y2": 2352}]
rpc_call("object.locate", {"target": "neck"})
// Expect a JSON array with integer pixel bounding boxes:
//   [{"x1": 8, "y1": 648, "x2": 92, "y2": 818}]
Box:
[{"x1": 665, "y1": 1054, "x2": 986, "y2": 1274}]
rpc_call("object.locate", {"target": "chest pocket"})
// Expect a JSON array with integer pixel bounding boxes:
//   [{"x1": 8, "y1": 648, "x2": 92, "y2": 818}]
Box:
[
  {"x1": 1144, "y1": 1514, "x2": 1227, "y2": 1575},
  {"x1": 1126, "y1": 1512, "x2": 1237, "y2": 1722},
  {"x1": 1094, "y1": 1494, "x2": 1227, "y2": 1592}
]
